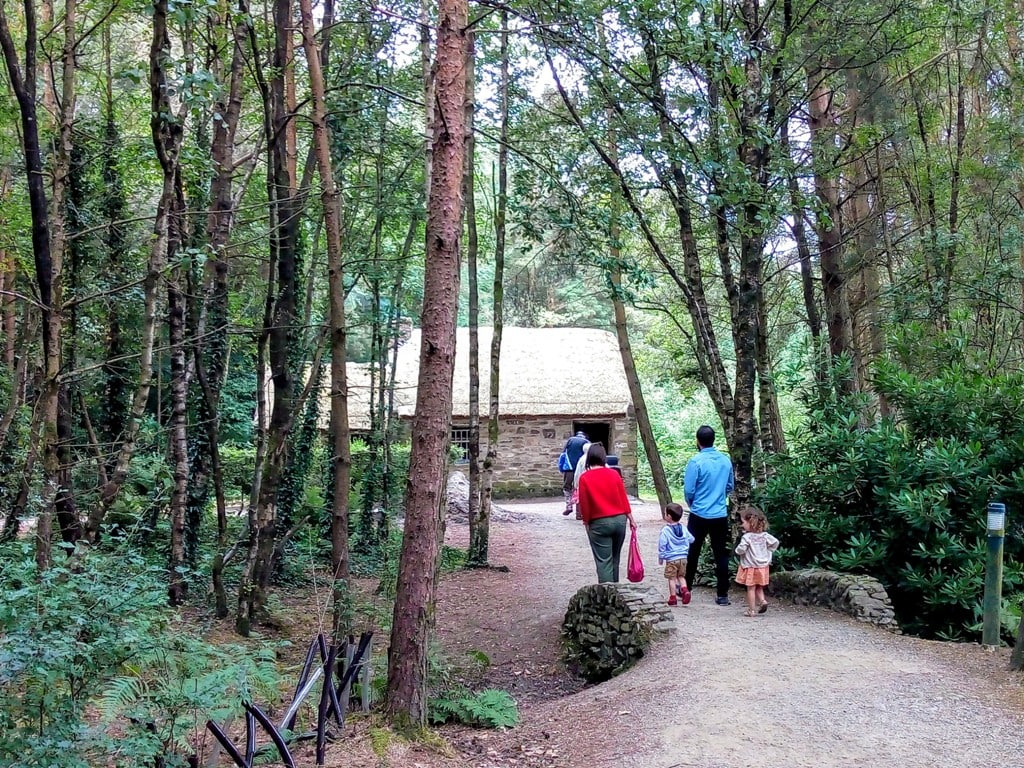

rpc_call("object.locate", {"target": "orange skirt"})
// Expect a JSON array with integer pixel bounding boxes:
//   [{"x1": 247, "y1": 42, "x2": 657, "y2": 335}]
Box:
[{"x1": 736, "y1": 566, "x2": 770, "y2": 586}]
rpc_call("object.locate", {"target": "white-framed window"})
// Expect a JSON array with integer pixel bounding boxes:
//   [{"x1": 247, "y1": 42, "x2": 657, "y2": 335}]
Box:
[{"x1": 450, "y1": 426, "x2": 471, "y2": 464}]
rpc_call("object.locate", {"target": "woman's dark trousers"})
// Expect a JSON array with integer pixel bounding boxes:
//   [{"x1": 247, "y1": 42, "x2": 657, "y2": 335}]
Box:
[{"x1": 587, "y1": 514, "x2": 627, "y2": 583}]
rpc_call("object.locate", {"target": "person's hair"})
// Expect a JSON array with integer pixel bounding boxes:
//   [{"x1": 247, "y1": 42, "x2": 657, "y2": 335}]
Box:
[
  {"x1": 585, "y1": 442, "x2": 607, "y2": 468},
  {"x1": 696, "y1": 425, "x2": 716, "y2": 447},
  {"x1": 741, "y1": 505, "x2": 768, "y2": 533},
  {"x1": 664, "y1": 502, "x2": 685, "y2": 522}
]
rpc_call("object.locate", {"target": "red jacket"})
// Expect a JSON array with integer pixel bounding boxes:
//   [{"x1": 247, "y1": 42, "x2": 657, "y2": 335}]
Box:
[{"x1": 577, "y1": 467, "x2": 631, "y2": 524}]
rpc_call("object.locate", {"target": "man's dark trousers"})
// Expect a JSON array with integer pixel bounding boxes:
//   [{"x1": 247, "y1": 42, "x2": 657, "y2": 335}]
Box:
[{"x1": 684, "y1": 514, "x2": 731, "y2": 598}]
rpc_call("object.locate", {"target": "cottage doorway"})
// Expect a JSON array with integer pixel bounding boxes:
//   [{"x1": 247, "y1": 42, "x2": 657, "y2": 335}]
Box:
[{"x1": 573, "y1": 421, "x2": 611, "y2": 453}]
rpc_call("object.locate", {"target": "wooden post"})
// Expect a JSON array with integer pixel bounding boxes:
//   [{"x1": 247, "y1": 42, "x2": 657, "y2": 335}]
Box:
[{"x1": 360, "y1": 635, "x2": 373, "y2": 711}]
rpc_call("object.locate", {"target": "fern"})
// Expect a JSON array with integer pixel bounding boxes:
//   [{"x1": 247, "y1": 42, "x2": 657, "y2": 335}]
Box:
[
  {"x1": 429, "y1": 688, "x2": 518, "y2": 728},
  {"x1": 464, "y1": 690, "x2": 518, "y2": 728}
]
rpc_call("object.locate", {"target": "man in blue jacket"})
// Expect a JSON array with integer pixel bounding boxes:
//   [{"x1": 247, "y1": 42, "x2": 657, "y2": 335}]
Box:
[
  {"x1": 683, "y1": 425, "x2": 735, "y2": 605},
  {"x1": 561, "y1": 431, "x2": 589, "y2": 515}
]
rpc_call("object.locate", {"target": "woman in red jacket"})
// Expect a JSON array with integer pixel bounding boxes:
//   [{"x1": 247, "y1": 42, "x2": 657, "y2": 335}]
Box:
[{"x1": 576, "y1": 443, "x2": 637, "y2": 583}]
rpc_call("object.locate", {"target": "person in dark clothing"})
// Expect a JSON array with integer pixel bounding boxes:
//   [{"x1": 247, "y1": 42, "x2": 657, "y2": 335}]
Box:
[{"x1": 561, "y1": 431, "x2": 588, "y2": 515}]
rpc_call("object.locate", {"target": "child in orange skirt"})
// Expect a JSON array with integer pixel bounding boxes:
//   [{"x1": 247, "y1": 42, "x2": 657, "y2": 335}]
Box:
[{"x1": 735, "y1": 506, "x2": 779, "y2": 617}]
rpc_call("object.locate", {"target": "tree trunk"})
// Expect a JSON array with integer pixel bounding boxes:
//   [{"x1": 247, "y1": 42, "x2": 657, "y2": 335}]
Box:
[
  {"x1": 236, "y1": 0, "x2": 302, "y2": 636},
  {"x1": 464, "y1": 28, "x2": 483, "y2": 566},
  {"x1": 781, "y1": 115, "x2": 823, "y2": 369},
  {"x1": 0, "y1": 0, "x2": 67, "y2": 570},
  {"x1": 638, "y1": 32, "x2": 735, "y2": 436},
  {"x1": 477, "y1": 11, "x2": 508, "y2": 567},
  {"x1": 807, "y1": 67, "x2": 854, "y2": 381},
  {"x1": 84, "y1": 0, "x2": 183, "y2": 542},
  {"x1": 168, "y1": 261, "x2": 190, "y2": 605},
  {"x1": 386, "y1": 0, "x2": 467, "y2": 726},
  {"x1": 756, "y1": 296, "x2": 786, "y2": 459},
  {"x1": 1011, "y1": 614, "x2": 1024, "y2": 670},
  {"x1": 297, "y1": 0, "x2": 351, "y2": 635},
  {"x1": 843, "y1": 71, "x2": 884, "y2": 418},
  {"x1": 611, "y1": 268, "x2": 669, "y2": 504},
  {"x1": 598, "y1": 38, "x2": 670, "y2": 508},
  {"x1": 188, "y1": 8, "x2": 246, "y2": 573}
]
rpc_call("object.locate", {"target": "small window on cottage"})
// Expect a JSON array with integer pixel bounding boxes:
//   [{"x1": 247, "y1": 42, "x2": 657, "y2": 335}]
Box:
[{"x1": 450, "y1": 426, "x2": 471, "y2": 464}]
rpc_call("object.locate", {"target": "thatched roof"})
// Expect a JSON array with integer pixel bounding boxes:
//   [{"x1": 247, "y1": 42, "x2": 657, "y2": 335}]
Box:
[{"x1": 343, "y1": 327, "x2": 631, "y2": 430}]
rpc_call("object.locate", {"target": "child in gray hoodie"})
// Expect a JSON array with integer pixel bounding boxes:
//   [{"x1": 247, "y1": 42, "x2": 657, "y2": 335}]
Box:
[{"x1": 658, "y1": 502, "x2": 695, "y2": 606}]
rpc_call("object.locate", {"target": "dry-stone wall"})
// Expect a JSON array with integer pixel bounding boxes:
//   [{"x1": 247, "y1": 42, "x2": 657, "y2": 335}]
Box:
[
  {"x1": 562, "y1": 583, "x2": 675, "y2": 682},
  {"x1": 769, "y1": 569, "x2": 900, "y2": 633}
]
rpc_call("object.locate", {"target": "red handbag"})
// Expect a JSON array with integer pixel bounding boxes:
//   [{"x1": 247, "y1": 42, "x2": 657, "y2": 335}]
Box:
[{"x1": 627, "y1": 527, "x2": 644, "y2": 583}]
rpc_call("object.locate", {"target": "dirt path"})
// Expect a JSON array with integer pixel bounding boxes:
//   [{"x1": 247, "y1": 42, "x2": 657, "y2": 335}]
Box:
[{"x1": 429, "y1": 498, "x2": 1024, "y2": 768}]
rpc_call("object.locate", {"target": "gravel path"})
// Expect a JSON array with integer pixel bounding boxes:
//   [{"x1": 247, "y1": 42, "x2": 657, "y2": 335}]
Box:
[{"x1": 483, "y1": 498, "x2": 1024, "y2": 768}]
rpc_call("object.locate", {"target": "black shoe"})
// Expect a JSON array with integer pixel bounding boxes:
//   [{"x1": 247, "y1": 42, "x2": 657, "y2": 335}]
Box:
[
  {"x1": 715, "y1": 596, "x2": 731, "y2": 606},
  {"x1": 562, "y1": 507, "x2": 573, "y2": 516}
]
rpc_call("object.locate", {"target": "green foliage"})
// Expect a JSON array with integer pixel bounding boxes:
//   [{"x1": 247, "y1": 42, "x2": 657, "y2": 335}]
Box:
[
  {"x1": 0, "y1": 542, "x2": 281, "y2": 767},
  {"x1": 429, "y1": 688, "x2": 519, "y2": 728},
  {"x1": 350, "y1": 439, "x2": 411, "y2": 504},
  {"x1": 756, "y1": 364, "x2": 1024, "y2": 640},
  {"x1": 426, "y1": 644, "x2": 516, "y2": 728},
  {"x1": 219, "y1": 369, "x2": 258, "y2": 446},
  {"x1": 219, "y1": 444, "x2": 257, "y2": 500}
]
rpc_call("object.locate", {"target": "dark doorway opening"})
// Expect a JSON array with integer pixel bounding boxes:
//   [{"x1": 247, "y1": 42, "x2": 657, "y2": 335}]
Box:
[{"x1": 573, "y1": 421, "x2": 611, "y2": 453}]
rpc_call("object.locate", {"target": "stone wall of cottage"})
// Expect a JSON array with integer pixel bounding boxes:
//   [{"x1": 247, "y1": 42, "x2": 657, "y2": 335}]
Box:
[{"x1": 466, "y1": 411, "x2": 638, "y2": 498}]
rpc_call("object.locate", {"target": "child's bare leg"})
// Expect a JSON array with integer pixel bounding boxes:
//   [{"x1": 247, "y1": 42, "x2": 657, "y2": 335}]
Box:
[
  {"x1": 746, "y1": 585, "x2": 757, "y2": 614},
  {"x1": 756, "y1": 585, "x2": 768, "y2": 612}
]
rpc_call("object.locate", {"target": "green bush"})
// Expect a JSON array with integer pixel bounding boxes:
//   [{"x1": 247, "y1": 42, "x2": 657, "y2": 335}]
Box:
[
  {"x1": 350, "y1": 439, "x2": 411, "y2": 504},
  {"x1": 756, "y1": 364, "x2": 1024, "y2": 640},
  {"x1": 0, "y1": 542, "x2": 280, "y2": 767},
  {"x1": 219, "y1": 444, "x2": 257, "y2": 500}
]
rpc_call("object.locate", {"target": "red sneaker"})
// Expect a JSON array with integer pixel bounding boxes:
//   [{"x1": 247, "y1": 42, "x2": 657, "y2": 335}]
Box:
[
  {"x1": 667, "y1": 595, "x2": 678, "y2": 606},
  {"x1": 681, "y1": 588, "x2": 691, "y2": 605}
]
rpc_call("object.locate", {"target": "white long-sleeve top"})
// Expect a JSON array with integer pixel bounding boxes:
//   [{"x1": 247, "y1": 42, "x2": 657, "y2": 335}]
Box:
[{"x1": 735, "y1": 531, "x2": 780, "y2": 568}]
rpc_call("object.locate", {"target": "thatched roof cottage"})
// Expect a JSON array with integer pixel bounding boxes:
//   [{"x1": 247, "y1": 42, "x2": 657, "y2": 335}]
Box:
[{"x1": 346, "y1": 327, "x2": 638, "y2": 498}]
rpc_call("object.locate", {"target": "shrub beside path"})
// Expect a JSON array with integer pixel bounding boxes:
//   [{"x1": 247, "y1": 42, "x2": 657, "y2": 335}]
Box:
[{"x1": 433, "y1": 497, "x2": 1024, "y2": 768}]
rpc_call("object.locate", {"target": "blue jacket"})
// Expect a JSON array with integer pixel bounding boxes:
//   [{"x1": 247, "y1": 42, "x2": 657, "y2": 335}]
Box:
[
  {"x1": 659, "y1": 523, "x2": 694, "y2": 563},
  {"x1": 565, "y1": 435, "x2": 588, "y2": 467},
  {"x1": 683, "y1": 447, "x2": 734, "y2": 519}
]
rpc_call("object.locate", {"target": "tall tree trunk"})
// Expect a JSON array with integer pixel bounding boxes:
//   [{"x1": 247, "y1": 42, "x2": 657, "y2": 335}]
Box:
[
  {"x1": 755, "y1": 296, "x2": 786, "y2": 459},
  {"x1": 188, "y1": 6, "x2": 246, "y2": 575},
  {"x1": 297, "y1": 0, "x2": 351, "y2": 635},
  {"x1": 476, "y1": 11, "x2": 508, "y2": 566},
  {"x1": 464, "y1": 28, "x2": 483, "y2": 566},
  {"x1": 0, "y1": 0, "x2": 67, "y2": 570},
  {"x1": 843, "y1": 71, "x2": 884, "y2": 417},
  {"x1": 727, "y1": 0, "x2": 774, "y2": 505},
  {"x1": 610, "y1": 267, "x2": 668, "y2": 503},
  {"x1": 599, "y1": 26, "x2": 669, "y2": 508},
  {"x1": 781, "y1": 115, "x2": 823, "y2": 372},
  {"x1": 638, "y1": 31, "x2": 735, "y2": 436},
  {"x1": 168, "y1": 260, "x2": 190, "y2": 605},
  {"x1": 807, "y1": 67, "x2": 854, "y2": 384},
  {"x1": 386, "y1": 0, "x2": 466, "y2": 726},
  {"x1": 99, "y1": 25, "x2": 130, "y2": 475},
  {"x1": 236, "y1": 0, "x2": 302, "y2": 636},
  {"x1": 84, "y1": 0, "x2": 183, "y2": 541},
  {"x1": 0, "y1": 168, "x2": 14, "y2": 371}
]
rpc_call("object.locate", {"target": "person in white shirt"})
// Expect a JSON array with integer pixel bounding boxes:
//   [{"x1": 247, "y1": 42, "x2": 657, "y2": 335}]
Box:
[{"x1": 734, "y1": 506, "x2": 780, "y2": 617}]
